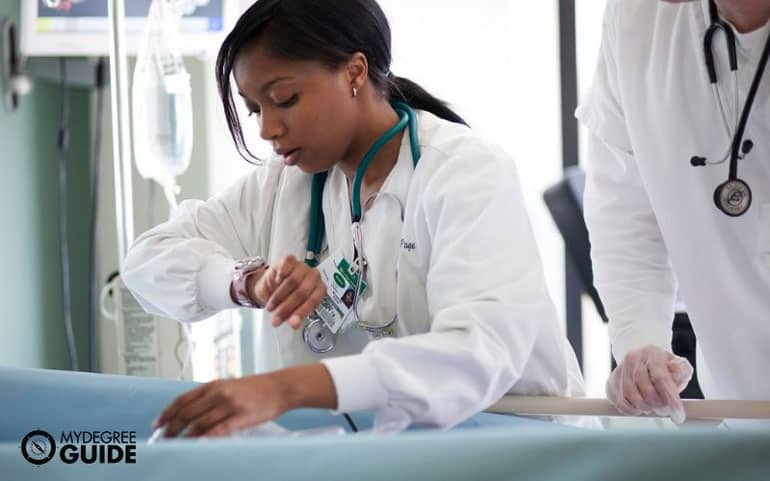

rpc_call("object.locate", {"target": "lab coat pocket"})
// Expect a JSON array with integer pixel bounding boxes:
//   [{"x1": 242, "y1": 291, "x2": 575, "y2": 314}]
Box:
[{"x1": 758, "y1": 203, "x2": 770, "y2": 271}]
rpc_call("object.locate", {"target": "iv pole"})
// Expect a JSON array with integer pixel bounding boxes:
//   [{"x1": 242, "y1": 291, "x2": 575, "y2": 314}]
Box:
[{"x1": 108, "y1": 0, "x2": 135, "y2": 267}]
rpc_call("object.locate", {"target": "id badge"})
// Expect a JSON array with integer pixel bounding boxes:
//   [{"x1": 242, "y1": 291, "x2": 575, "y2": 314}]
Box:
[
  {"x1": 316, "y1": 251, "x2": 367, "y2": 334},
  {"x1": 758, "y1": 203, "x2": 770, "y2": 271}
]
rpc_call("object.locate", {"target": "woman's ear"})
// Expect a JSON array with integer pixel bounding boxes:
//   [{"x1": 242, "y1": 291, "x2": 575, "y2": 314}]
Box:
[{"x1": 346, "y1": 52, "x2": 369, "y2": 93}]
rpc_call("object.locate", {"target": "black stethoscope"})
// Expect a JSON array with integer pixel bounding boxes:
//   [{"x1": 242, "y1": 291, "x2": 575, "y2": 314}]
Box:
[
  {"x1": 300, "y1": 102, "x2": 421, "y2": 353},
  {"x1": 691, "y1": 0, "x2": 770, "y2": 217}
]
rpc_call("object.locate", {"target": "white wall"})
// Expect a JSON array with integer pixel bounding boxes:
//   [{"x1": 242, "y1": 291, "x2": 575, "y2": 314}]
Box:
[
  {"x1": 379, "y1": 0, "x2": 566, "y2": 329},
  {"x1": 576, "y1": 0, "x2": 611, "y2": 396}
]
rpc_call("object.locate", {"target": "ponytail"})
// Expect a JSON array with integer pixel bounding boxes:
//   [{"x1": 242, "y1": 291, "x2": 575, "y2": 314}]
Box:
[{"x1": 387, "y1": 75, "x2": 467, "y2": 126}]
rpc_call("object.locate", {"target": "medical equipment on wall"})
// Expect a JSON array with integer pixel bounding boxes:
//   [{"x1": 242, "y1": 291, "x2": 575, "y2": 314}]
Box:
[
  {"x1": 43, "y1": 0, "x2": 88, "y2": 10},
  {"x1": 1, "y1": 19, "x2": 33, "y2": 113},
  {"x1": 301, "y1": 102, "x2": 421, "y2": 353},
  {"x1": 690, "y1": 0, "x2": 770, "y2": 217},
  {"x1": 132, "y1": 0, "x2": 196, "y2": 210},
  {"x1": 100, "y1": 275, "x2": 193, "y2": 379},
  {"x1": 20, "y1": 0, "x2": 234, "y2": 57}
]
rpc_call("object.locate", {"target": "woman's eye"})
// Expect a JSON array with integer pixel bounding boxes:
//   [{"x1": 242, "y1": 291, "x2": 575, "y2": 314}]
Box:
[
  {"x1": 248, "y1": 109, "x2": 261, "y2": 118},
  {"x1": 276, "y1": 94, "x2": 298, "y2": 108}
]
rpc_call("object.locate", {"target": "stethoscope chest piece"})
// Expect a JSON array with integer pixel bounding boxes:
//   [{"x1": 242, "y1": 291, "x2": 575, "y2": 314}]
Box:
[
  {"x1": 302, "y1": 316, "x2": 336, "y2": 353},
  {"x1": 714, "y1": 178, "x2": 752, "y2": 216}
]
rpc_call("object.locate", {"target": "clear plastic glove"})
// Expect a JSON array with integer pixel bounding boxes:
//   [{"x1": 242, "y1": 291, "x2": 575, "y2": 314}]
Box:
[{"x1": 606, "y1": 345, "x2": 694, "y2": 424}]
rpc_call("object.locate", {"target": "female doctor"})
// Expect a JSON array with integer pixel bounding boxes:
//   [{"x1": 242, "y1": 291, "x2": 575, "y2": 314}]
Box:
[{"x1": 123, "y1": 0, "x2": 583, "y2": 437}]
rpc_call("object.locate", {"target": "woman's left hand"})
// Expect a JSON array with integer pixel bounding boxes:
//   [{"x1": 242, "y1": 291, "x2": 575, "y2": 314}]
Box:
[
  {"x1": 153, "y1": 364, "x2": 338, "y2": 439},
  {"x1": 154, "y1": 373, "x2": 288, "y2": 438}
]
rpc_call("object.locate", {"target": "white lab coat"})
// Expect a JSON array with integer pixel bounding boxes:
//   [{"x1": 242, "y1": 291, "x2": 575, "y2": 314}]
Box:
[
  {"x1": 578, "y1": 0, "x2": 770, "y2": 401},
  {"x1": 123, "y1": 110, "x2": 584, "y2": 429}
]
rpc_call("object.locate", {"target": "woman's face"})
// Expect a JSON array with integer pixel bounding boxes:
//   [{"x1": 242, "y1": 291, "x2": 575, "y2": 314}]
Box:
[{"x1": 233, "y1": 41, "x2": 359, "y2": 173}]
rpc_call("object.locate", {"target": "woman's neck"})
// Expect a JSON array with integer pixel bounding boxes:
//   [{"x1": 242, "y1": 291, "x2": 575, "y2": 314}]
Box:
[
  {"x1": 338, "y1": 99, "x2": 403, "y2": 188},
  {"x1": 716, "y1": 0, "x2": 770, "y2": 33}
]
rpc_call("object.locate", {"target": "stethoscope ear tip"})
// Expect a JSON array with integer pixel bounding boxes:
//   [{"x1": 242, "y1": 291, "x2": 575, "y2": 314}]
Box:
[{"x1": 690, "y1": 156, "x2": 707, "y2": 167}]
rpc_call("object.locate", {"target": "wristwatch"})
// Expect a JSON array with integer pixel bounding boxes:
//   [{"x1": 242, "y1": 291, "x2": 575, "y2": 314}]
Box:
[{"x1": 230, "y1": 256, "x2": 267, "y2": 308}]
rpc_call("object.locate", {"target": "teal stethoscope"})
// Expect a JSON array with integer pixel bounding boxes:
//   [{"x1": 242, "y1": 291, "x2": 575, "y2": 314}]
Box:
[{"x1": 301, "y1": 102, "x2": 421, "y2": 353}]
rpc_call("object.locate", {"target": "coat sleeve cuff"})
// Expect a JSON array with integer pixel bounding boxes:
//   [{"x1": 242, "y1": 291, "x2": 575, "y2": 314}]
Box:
[
  {"x1": 611, "y1": 323, "x2": 673, "y2": 364},
  {"x1": 321, "y1": 354, "x2": 389, "y2": 414},
  {"x1": 197, "y1": 257, "x2": 238, "y2": 311}
]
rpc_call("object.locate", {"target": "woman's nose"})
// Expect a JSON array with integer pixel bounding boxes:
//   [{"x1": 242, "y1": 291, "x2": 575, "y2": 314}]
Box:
[{"x1": 258, "y1": 110, "x2": 287, "y2": 141}]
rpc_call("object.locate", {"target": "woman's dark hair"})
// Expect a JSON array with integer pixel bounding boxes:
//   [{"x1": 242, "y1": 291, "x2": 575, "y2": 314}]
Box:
[{"x1": 215, "y1": 0, "x2": 467, "y2": 161}]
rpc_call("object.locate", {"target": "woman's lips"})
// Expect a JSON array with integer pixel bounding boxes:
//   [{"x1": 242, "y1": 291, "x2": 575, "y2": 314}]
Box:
[{"x1": 282, "y1": 149, "x2": 301, "y2": 166}]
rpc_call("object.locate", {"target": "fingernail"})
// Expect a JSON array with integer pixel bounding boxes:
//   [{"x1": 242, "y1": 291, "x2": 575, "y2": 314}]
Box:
[
  {"x1": 273, "y1": 316, "x2": 282, "y2": 326},
  {"x1": 671, "y1": 407, "x2": 686, "y2": 425},
  {"x1": 266, "y1": 303, "x2": 274, "y2": 312},
  {"x1": 289, "y1": 315, "x2": 300, "y2": 327}
]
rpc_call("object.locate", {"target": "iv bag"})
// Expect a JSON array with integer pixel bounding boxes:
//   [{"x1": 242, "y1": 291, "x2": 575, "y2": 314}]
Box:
[{"x1": 132, "y1": 0, "x2": 194, "y2": 186}]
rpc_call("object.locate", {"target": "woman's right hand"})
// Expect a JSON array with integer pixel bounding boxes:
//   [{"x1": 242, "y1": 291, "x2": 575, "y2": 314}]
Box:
[{"x1": 248, "y1": 255, "x2": 326, "y2": 329}]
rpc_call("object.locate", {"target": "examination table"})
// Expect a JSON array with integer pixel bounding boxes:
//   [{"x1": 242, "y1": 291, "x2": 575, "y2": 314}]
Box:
[{"x1": 0, "y1": 366, "x2": 768, "y2": 481}]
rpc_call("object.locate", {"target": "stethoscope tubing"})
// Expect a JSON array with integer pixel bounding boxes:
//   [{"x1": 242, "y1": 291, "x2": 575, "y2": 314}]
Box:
[{"x1": 727, "y1": 26, "x2": 770, "y2": 180}]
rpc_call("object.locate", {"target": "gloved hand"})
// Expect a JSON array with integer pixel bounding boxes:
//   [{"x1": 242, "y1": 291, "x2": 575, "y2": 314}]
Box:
[{"x1": 606, "y1": 345, "x2": 694, "y2": 424}]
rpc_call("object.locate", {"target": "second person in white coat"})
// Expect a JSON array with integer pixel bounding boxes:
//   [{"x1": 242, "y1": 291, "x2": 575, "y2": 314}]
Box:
[
  {"x1": 578, "y1": 0, "x2": 770, "y2": 422},
  {"x1": 123, "y1": 0, "x2": 583, "y2": 437}
]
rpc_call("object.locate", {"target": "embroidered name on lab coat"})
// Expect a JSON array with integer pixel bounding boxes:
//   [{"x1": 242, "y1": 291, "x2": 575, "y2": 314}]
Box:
[{"x1": 400, "y1": 239, "x2": 416, "y2": 252}]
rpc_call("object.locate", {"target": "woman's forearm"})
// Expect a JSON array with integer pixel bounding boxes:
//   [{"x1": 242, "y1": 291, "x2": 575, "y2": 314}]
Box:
[{"x1": 270, "y1": 363, "x2": 339, "y2": 411}]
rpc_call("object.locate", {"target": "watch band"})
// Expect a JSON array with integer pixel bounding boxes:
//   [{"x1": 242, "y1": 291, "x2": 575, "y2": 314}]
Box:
[{"x1": 230, "y1": 257, "x2": 267, "y2": 308}]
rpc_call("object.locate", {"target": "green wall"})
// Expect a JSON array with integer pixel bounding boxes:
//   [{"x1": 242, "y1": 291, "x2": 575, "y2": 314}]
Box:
[{"x1": 0, "y1": 3, "x2": 91, "y2": 369}]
